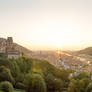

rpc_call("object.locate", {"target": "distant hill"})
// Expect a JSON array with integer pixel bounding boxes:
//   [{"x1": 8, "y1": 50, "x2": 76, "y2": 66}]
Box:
[
  {"x1": 0, "y1": 37, "x2": 58, "y2": 63},
  {"x1": 76, "y1": 47, "x2": 92, "y2": 55},
  {"x1": 0, "y1": 38, "x2": 32, "y2": 57},
  {"x1": 14, "y1": 43, "x2": 33, "y2": 57}
]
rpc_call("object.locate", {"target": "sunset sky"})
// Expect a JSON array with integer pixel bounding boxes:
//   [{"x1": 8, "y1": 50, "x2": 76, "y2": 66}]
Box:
[{"x1": 0, "y1": 0, "x2": 92, "y2": 50}]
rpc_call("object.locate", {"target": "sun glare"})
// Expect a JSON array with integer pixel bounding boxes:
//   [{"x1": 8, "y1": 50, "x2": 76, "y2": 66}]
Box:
[{"x1": 56, "y1": 43, "x2": 62, "y2": 48}]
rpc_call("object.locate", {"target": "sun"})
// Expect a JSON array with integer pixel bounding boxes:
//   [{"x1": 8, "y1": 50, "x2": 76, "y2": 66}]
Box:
[
  {"x1": 55, "y1": 43, "x2": 62, "y2": 50},
  {"x1": 56, "y1": 44, "x2": 62, "y2": 48}
]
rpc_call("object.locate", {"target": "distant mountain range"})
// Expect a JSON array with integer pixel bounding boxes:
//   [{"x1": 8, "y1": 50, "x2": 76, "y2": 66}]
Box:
[{"x1": 76, "y1": 47, "x2": 92, "y2": 56}]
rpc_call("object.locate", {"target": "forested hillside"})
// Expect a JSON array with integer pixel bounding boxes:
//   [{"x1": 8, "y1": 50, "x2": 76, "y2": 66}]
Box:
[
  {"x1": 0, "y1": 56, "x2": 71, "y2": 92},
  {"x1": 0, "y1": 56, "x2": 92, "y2": 92}
]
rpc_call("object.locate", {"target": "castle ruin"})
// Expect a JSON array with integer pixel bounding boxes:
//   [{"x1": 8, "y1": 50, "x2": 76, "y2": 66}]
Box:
[
  {"x1": 5, "y1": 37, "x2": 20, "y2": 59},
  {"x1": 0, "y1": 37, "x2": 20, "y2": 59}
]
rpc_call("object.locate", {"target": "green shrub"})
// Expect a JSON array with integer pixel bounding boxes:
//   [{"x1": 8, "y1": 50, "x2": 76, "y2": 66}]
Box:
[
  {"x1": 15, "y1": 73, "x2": 25, "y2": 83},
  {"x1": 45, "y1": 74, "x2": 64, "y2": 92},
  {"x1": 0, "y1": 66, "x2": 15, "y2": 84},
  {"x1": 74, "y1": 72, "x2": 89, "y2": 80},
  {"x1": 68, "y1": 78, "x2": 91, "y2": 92},
  {"x1": 25, "y1": 73, "x2": 46, "y2": 92},
  {"x1": 16, "y1": 57, "x2": 33, "y2": 74},
  {"x1": 86, "y1": 82, "x2": 92, "y2": 92},
  {"x1": 0, "y1": 81, "x2": 13, "y2": 92},
  {"x1": 8, "y1": 59, "x2": 20, "y2": 78}
]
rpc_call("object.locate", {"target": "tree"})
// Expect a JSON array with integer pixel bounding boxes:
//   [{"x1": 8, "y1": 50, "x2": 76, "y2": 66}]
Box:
[
  {"x1": 68, "y1": 78, "x2": 91, "y2": 92},
  {"x1": 74, "y1": 72, "x2": 89, "y2": 80},
  {"x1": 45, "y1": 74, "x2": 64, "y2": 92},
  {"x1": 0, "y1": 66, "x2": 15, "y2": 84},
  {"x1": 25, "y1": 73, "x2": 46, "y2": 92},
  {"x1": 86, "y1": 82, "x2": 92, "y2": 92},
  {"x1": 68, "y1": 79, "x2": 83, "y2": 92},
  {"x1": 0, "y1": 81, "x2": 13, "y2": 92}
]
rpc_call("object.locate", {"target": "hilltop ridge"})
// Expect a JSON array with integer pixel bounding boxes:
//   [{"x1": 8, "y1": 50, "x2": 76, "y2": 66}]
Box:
[
  {"x1": 76, "y1": 47, "x2": 92, "y2": 56},
  {"x1": 0, "y1": 37, "x2": 32, "y2": 57}
]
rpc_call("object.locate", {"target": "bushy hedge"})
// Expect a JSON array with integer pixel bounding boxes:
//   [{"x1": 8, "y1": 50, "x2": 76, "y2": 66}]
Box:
[{"x1": 0, "y1": 81, "x2": 13, "y2": 92}]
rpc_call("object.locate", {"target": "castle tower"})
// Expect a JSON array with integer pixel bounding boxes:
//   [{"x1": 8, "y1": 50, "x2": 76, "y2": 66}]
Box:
[
  {"x1": 7, "y1": 37, "x2": 13, "y2": 45},
  {"x1": 6, "y1": 37, "x2": 14, "y2": 53},
  {"x1": 5, "y1": 37, "x2": 20, "y2": 59}
]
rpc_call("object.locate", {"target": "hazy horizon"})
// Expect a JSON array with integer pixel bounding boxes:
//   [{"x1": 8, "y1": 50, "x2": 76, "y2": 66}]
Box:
[{"x1": 0, "y1": 0, "x2": 92, "y2": 51}]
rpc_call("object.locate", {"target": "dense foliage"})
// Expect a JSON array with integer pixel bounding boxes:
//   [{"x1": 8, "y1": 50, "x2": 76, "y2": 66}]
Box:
[
  {"x1": 0, "y1": 81, "x2": 13, "y2": 92},
  {"x1": 25, "y1": 73, "x2": 46, "y2": 92},
  {"x1": 0, "y1": 57, "x2": 92, "y2": 92}
]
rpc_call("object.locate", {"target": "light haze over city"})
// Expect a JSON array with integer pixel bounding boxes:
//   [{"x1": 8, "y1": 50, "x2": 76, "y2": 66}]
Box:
[{"x1": 0, "y1": 0, "x2": 92, "y2": 50}]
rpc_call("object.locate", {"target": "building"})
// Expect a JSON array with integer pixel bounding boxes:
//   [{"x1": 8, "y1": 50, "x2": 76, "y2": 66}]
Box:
[{"x1": 5, "y1": 37, "x2": 20, "y2": 59}]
